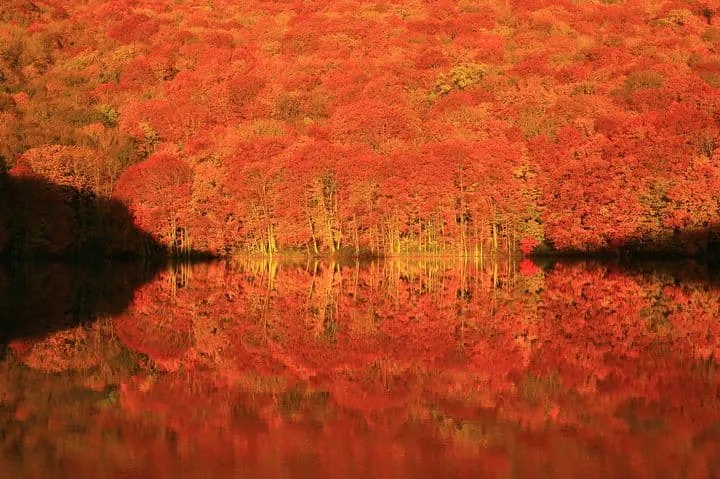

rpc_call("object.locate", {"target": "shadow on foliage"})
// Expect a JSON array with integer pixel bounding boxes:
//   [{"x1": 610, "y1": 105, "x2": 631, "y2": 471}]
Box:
[
  {"x1": 0, "y1": 171, "x2": 216, "y2": 348},
  {"x1": 1, "y1": 172, "x2": 181, "y2": 258},
  {"x1": 533, "y1": 226, "x2": 720, "y2": 284},
  {"x1": 535, "y1": 225, "x2": 720, "y2": 259}
]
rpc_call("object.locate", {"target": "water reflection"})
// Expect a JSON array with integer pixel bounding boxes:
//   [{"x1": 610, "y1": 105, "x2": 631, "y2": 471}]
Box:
[
  {"x1": 0, "y1": 260, "x2": 165, "y2": 346},
  {"x1": 1, "y1": 258, "x2": 720, "y2": 478}
]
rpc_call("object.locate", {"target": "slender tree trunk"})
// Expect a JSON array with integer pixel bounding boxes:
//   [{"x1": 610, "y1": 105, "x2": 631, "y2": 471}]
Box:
[
  {"x1": 492, "y1": 221, "x2": 498, "y2": 253},
  {"x1": 353, "y1": 214, "x2": 360, "y2": 257},
  {"x1": 309, "y1": 216, "x2": 319, "y2": 255}
]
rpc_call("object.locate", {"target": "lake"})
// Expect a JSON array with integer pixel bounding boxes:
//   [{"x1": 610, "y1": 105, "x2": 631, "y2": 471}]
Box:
[{"x1": 1, "y1": 257, "x2": 719, "y2": 478}]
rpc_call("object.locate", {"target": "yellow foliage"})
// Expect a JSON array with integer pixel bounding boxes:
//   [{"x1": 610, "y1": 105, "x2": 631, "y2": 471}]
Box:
[
  {"x1": 623, "y1": 70, "x2": 665, "y2": 93},
  {"x1": 234, "y1": 120, "x2": 286, "y2": 140},
  {"x1": 430, "y1": 63, "x2": 489, "y2": 100},
  {"x1": 60, "y1": 50, "x2": 100, "y2": 72},
  {"x1": 702, "y1": 27, "x2": 720, "y2": 44},
  {"x1": 656, "y1": 9, "x2": 693, "y2": 28}
]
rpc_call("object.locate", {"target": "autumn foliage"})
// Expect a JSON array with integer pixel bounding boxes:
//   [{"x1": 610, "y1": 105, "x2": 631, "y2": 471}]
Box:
[
  {"x1": 3, "y1": 258, "x2": 720, "y2": 477},
  {"x1": 1, "y1": 0, "x2": 719, "y2": 256}
]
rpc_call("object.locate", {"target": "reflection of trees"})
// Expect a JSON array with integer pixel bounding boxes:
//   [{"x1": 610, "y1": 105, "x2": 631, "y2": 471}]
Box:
[
  {"x1": 0, "y1": 260, "x2": 165, "y2": 349},
  {"x1": 106, "y1": 258, "x2": 720, "y2": 403},
  {"x1": 5, "y1": 259, "x2": 720, "y2": 476}
]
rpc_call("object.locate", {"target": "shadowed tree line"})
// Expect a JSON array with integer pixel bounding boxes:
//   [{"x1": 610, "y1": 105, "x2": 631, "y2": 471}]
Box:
[
  {"x1": 4, "y1": 163, "x2": 720, "y2": 262},
  {"x1": 0, "y1": 168, "x2": 217, "y2": 259},
  {"x1": 535, "y1": 256, "x2": 720, "y2": 289},
  {"x1": 0, "y1": 169, "x2": 217, "y2": 349},
  {"x1": 4, "y1": 164, "x2": 720, "y2": 351},
  {"x1": 532, "y1": 224, "x2": 720, "y2": 263}
]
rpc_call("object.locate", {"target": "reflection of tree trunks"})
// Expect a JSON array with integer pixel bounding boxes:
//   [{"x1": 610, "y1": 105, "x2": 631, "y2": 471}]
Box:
[
  {"x1": 307, "y1": 259, "x2": 318, "y2": 304},
  {"x1": 353, "y1": 259, "x2": 359, "y2": 297},
  {"x1": 267, "y1": 258, "x2": 277, "y2": 290},
  {"x1": 307, "y1": 260, "x2": 340, "y2": 341},
  {"x1": 167, "y1": 261, "x2": 192, "y2": 294},
  {"x1": 259, "y1": 266, "x2": 272, "y2": 339}
]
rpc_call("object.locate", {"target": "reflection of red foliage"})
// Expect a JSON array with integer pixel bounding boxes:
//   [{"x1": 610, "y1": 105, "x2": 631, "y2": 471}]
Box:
[
  {"x1": 5, "y1": 260, "x2": 720, "y2": 476},
  {"x1": 519, "y1": 258, "x2": 541, "y2": 276},
  {"x1": 113, "y1": 276, "x2": 195, "y2": 371}
]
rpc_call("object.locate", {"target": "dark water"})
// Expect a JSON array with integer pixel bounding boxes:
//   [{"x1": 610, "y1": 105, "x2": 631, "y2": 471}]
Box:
[{"x1": 2, "y1": 257, "x2": 720, "y2": 478}]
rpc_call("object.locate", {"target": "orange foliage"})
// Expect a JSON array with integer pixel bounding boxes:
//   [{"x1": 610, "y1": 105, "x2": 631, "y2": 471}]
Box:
[
  {"x1": 3, "y1": 259, "x2": 720, "y2": 476},
  {"x1": 1, "y1": 0, "x2": 720, "y2": 256}
]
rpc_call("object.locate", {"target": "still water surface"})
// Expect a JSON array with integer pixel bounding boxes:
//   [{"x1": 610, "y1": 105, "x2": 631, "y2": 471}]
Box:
[{"x1": 1, "y1": 258, "x2": 720, "y2": 478}]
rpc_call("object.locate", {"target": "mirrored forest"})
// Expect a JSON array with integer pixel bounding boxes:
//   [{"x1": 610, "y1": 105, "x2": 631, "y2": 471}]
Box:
[
  {"x1": 2, "y1": 258, "x2": 720, "y2": 477},
  {"x1": 3, "y1": 0, "x2": 720, "y2": 476}
]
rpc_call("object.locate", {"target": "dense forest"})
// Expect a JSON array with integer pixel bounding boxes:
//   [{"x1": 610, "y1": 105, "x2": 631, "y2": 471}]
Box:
[{"x1": 1, "y1": 0, "x2": 719, "y2": 256}]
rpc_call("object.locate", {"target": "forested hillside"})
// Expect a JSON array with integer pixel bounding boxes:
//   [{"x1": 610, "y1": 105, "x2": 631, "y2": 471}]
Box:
[{"x1": 0, "y1": 0, "x2": 718, "y2": 256}]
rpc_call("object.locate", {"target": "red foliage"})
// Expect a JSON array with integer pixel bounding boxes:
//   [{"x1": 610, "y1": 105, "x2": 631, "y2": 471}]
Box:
[
  {"x1": 7, "y1": 259, "x2": 720, "y2": 476},
  {"x1": 3, "y1": 0, "x2": 720, "y2": 256},
  {"x1": 114, "y1": 150, "x2": 192, "y2": 248},
  {"x1": 108, "y1": 14, "x2": 159, "y2": 43}
]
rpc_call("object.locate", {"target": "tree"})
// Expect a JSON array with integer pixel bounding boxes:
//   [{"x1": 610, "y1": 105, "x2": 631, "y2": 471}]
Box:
[{"x1": 114, "y1": 149, "x2": 192, "y2": 253}]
